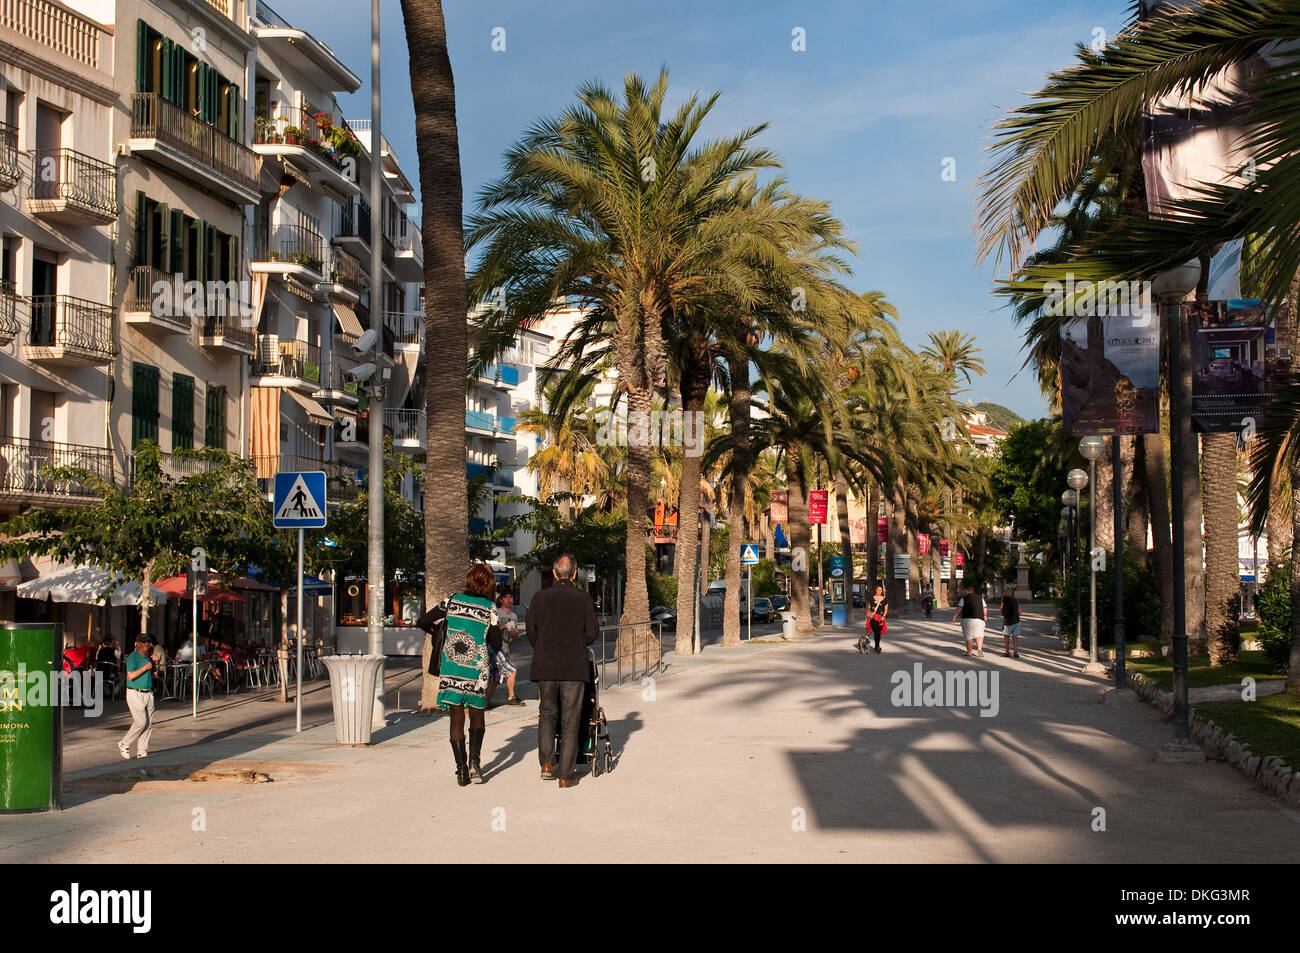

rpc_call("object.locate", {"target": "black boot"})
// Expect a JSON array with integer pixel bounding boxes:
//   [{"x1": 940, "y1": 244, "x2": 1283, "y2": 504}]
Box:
[
  {"x1": 468, "y1": 729, "x2": 485, "y2": 784},
  {"x1": 451, "y1": 738, "x2": 470, "y2": 787}
]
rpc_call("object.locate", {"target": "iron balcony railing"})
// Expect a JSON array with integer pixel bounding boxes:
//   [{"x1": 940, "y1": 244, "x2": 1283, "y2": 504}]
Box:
[
  {"x1": 126, "y1": 265, "x2": 190, "y2": 328},
  {"x1": 384, "y1": 311, "x2": 422, "y2": 346},
  {"x1": 28, "y1": 147, "x2": 117, "y2": 218},
  {"x1": 0, "y1": 435, "x2": 110, "y2": 499},
  {"x1": 27, "y1": 294, "x2": 113, "y2": 359},
  {"x1": 0, "y1": 281, "x2": 18, "y2": 340},
  {"x1": 130, "y1": 94, "x2": 259, "y2": 195},
  {"x1": 384, "y1": 408, "x2": 423, "y2": 442},
  {"x1": 202, "y1": 307, "x2": 255, "y2": 350},
  {"x1": 253, "y1": 224, "x2": 325, "y2": 275},
  {"x1": 127, "y1": 451, "x2": 220, "y2": 485},
  {"x1": 0, "y1": 121, "x2": 19, "y2": 189},
  {"x1": 336, "y1": 196, "x2": 371, "y2": 245},
  {"x1": 317, "y1": 344, "x2": 361, "y2": 398},
  {"x1": 326, "y1": 246, "x2": 367, "y2": 290},
  {"x1": 252, "y1": 105, "x2": 358, "y2": 173},
  {"x1": 254, "y1": 336, "x2": 321, "y2": 384}
]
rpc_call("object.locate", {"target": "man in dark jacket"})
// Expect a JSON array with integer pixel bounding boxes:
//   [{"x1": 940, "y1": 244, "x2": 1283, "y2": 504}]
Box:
[{"x1": 528, "y1": 554, "x2": 599, "y2": 787}]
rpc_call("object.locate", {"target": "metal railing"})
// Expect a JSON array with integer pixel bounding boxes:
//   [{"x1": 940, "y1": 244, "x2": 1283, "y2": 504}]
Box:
[
  {"x1": 0, "y1": 121, "x2": 19, "y2": 188},
  {"x1": 28, "y1": 147, "x2": 116, "y2": 217},
  {"x1": 0, "y1": 281, "x2": 17, "y2": 339},
  {"x1": 127, "y1": 451, "x2": 218, "y2": 485},
  {"x1": 202, "y1": 307, "x2": 254, "y2": 350},
  {"x1": 384, "y1": 408, "x2": 422, "y2": 442},
  {"x1": 253, "y1": 106, "x2": 358, "y2": 173},
  {"x1": 384, "y1": 310, "x2": 422, "y2": 346},
  {"x1": 594, "y1": 620, "x2": 668, "y2": 687},
  {"x1": 204, "y1": 0, "x2": 232, "y2": 18},
  {"x1": 336, "y1": 196, "x2": 370, "y2": 245},
  {"x1": 316, "y1": 344, "x2": 361, "y2": 397},
  {"x1": 326, "y1": 246, "x2": 366, "y2": 290},
  {"x1": 0, "y1": 0, "x2": 106, "y2": 69},
  {"x1": 253, "y1": 224, "x2": 325, "y2": 275},
  {"x1": 130, "y1": 94, "x2": 258, "y2": 195},
  {"x1": 254, "y1": 336, "x2": 321, "y2": 383},
  {"x1": 0, "y1": 435, "x2": 110, "y2": 498},
  {"x1": 26, "y1": 294, "x2": 112, "y2": 359}
]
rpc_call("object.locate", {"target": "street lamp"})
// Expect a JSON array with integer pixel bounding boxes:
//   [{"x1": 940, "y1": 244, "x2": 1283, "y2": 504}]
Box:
[
  {"x1": 1078, "y1": 437, "x2": 1106, "y2": 674},
  {"x1": 1066, "y1": 471, "x2": 1088, "y2": 656},
  {"x1": 1155, "y1": 260, "x2": 1202, "y2": 751}
]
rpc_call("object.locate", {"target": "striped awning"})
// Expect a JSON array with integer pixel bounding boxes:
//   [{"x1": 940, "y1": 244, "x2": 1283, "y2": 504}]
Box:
[
  {"x1": 283, "y1": 389, "x2": 333, "y2": 425},
  {"x1": 332, "y1": 299, "x2": 364, "y2": 336}
]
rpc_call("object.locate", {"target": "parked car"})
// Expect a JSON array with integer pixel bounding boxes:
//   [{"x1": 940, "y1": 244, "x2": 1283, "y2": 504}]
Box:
[
  {"x1": 650, "y1": 605, "x2": 677, "y2": 629},
  {"x1": 769, "y1": 595, "x2": 790, "y2": 612},
  {"x1": 746, "y1": 597, "x2": 774, "y2": 623}
]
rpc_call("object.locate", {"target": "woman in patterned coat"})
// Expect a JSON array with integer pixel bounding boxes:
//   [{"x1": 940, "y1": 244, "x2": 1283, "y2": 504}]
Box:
[{"x1": 422, "y1": 564, "x2": 502, "y2": 785}]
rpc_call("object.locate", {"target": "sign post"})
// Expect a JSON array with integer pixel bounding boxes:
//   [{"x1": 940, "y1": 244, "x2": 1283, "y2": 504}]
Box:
[
  {"x1": 740, "y1": 544, "x2": 760, "y2": 641},
  {"x1": 273, "y1": 471, "x2": 328, "y2": 733}
]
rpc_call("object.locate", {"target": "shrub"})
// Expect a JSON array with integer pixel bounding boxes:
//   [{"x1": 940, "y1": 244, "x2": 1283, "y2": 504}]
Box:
[
  {"x1": 1257, "y1": 564, "x2": 1292, "y2": 673},
  {"x1": 1057, "y1": 551, "x2": 1161, "y2": 649}
]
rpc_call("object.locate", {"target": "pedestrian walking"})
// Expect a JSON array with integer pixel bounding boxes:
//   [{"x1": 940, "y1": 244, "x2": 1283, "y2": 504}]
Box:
[
  {"x1": 420, "y1": 564, "x2": 503, "y2": 786},
  {"x1": 118, "y1": 637, "x2": 157, "y2": 759},
  {"x1": 527, "y1": 554, "x2": 598, "y2": 788},
  {"x1": 952, "y1": 581, "x2": 988, "y2": 657},
  {"x1": 920, "y1": 581, "x2": 934, "y2": 619},
  {"x1": 858, "y1": 582, "x2": 889, "y2": 654},
  {"x1": 485, "y1": 591, "x2": 524, "y2": 707},
  {"x1": 1000, "y1": 585, "x2": 1022, "y2": 658}
]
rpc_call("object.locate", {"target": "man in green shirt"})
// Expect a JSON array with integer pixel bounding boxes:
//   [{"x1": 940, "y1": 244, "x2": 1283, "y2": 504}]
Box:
[{"x1": 118, "y1": 637, "x2": 157, "y2": 759}]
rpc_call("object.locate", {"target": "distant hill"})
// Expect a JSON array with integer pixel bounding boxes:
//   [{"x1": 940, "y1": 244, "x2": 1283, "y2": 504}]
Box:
[{"x1": 971, "y1": 401, "x2": 1025, "y2": 434}]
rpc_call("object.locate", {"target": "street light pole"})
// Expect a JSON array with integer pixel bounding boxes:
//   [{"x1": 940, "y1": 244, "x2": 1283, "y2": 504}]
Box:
[
  {"x1": 1112, "y1": 436, "x2": 1126, "y2": 688},
  {"x1": 366, "y1": 0, "x2": 386, "y2": 728},
  {"x1": 1065, "y1": 473, "x2": 1088, "y2": 656},
  {"x1": 1078, "y1": 436, "x2": 1105, "y2": 674}
]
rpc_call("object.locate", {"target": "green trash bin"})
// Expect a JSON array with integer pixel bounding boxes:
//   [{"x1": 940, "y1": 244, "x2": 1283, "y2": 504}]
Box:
[{"x1": 0, "y1": 622, "x2": 63, "y2": 813}]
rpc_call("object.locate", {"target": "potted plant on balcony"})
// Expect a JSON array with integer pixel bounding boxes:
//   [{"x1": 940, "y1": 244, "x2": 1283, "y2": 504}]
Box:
[{"x1": 283, "y1": 126, "x2": 303, "y2": 146}]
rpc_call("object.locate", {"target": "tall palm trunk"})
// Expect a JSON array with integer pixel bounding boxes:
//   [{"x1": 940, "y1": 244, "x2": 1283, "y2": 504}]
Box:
[
  {"x1": 1094, "y1": 447, "x2": 1115, "y2": 551},
  {"x1": 621, "y1": 382, "x2": 656, "y2": 664},
  {"x1": 1127, "y1": 435, "x2": 1149, "y2": 556},
  {"x1": 886, "y1": 478, "x2": 908, "y2": 611},
  {"x1": 1202, "y1": 431, "x2": 1240, "y2": 664},
  {"x1": 673, "y1": 353, "x2": 709, "y2": 655},
  {"x1": 1290, "y1": 451, "x2": 1300, "y2": 692},
  {"x1": 785, "y1": 449, "x2": 814, "y2": 638},
  {"x1": 722, "y1": 353, "x2": 751, "y2": 646},
  {"x1": 699, "y1": 512, "x2": 712, "y2": 593},
  {"x1": 836, "y1": 471, "x2": 854, "y2": 624},
  {"x1": 864, "y1": 481, "x2": 879, "y2": 590},
  {"x1": 402, "y1": 0, "x2": 469, "y2": 712},
  {"x1": 1143, "y1": 434, "x2": 1175, "y2": 643}
]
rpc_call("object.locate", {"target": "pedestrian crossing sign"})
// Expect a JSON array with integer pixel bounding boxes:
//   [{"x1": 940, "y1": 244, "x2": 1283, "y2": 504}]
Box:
[
  {"x1": 273, "y1": 471, "x2": 328, "y2": 528},
  {"x1": 740, "y1": 544, "x2": 760, "y2": 565}
]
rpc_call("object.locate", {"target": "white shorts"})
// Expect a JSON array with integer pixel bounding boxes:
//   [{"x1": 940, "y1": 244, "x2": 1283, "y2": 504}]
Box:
[{"x1": 961, "y1": 618, "x2": 986, "y2": 641}]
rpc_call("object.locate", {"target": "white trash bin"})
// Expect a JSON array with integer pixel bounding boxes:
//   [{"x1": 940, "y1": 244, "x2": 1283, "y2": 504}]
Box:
[
  {"x1": 779, "y1": 610, "x2": 796, "y2": 640},
  {"x1": 321, "y1": 655, "x2": 385, "y2": 745}
]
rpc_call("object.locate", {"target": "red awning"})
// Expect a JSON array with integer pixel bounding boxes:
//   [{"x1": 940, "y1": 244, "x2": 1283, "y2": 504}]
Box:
[{"x1": 154, "y1": 572, "x2": 279, "y2": 603}]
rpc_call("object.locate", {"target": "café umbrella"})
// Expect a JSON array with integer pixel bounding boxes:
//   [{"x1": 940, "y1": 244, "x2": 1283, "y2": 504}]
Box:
[{"x1": 15, "y1": 564, "x2": 170, "y2": 607}]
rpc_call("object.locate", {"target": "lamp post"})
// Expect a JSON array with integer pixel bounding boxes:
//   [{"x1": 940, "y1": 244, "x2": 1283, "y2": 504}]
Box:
[
  {"x1": 1064, "y1": 475, "x2": 1087, "y2": 653},
  {"x1": 1111, "y1": 433, "x2": 1127, "y2": 689},
  {"x1": 1153, "y1": 260, "x2": 1203, "y2": 750},
  {"x1": 1078, "y1": 436, "x2": 1106, "y2": 674}
]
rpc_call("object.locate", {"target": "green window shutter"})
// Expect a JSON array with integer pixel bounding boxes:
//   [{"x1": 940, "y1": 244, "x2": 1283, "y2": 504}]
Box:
[
  {"x1": 158, "y1": 203, "x2": 170, "y2": 274},
  {"x1": 136, "y1": 20, "x2": 148, "y2": 92},
  {"x1": 229, "y1": 84, "x2": 240, "y2": 140},
  {"x1": 229, "y1": 233, "x2": 240, "y2": 282},
  {"x1": 196, "y1": 62, "x2": 207, "y2": 120},
  {"x1": 160, "y1": 37, "x2": 172, "y2": 103},
  {"x1": 204, "y1": 384, "x2": 227, "y2": 448},
  {"x1": 194, "y1": 219, "x2": 206, "y2": 283},
  {"x1": 169, "y1": 210, "x2": 185, "y2": 274},
  {"x1": 205, "y1": 225, "x2": 217, "y2": 283},
  {"x1": 131, "y1": 362, "x2": 160, "y2": 449},
  {"x1": 133, "y1": 192, "x2": 147, "y2": 268},
  {"x1": 209, "y1": 69, "x2": 219, "y2": 124},
  {"x1": 172, "y1": 374, "x2": 194, "y2": 451}
]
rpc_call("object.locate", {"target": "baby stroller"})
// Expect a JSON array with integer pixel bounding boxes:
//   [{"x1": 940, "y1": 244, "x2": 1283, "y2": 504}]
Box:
[{"x1": 556, "y1": 649, "x2": 615, "y2": 777}]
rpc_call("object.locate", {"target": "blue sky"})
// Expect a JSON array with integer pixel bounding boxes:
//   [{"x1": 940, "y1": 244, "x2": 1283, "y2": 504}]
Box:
[{"x1": 271, "y1": 0, "x2": 1131, "y2": 421}]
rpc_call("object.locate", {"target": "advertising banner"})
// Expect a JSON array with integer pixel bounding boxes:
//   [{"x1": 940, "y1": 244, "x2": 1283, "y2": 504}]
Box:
[
  {"x1": 1061, "y1": 313, "x2": 1161, "y2": 435},
  {"x1": 769, "y1": 490, "x2": 788, "y2": 525},
  {"x1": 917, "y1": 534, "x2": 930, "y2": 555},
  {"x1": 877, "y1": 516, "x2": 888, "y2": 543},
  {"x1": 850, "y1": 518, "x2": 866, "y2": 546},
  {"x1": 809, "y1": 490, "x2": 828, "y2": 525},
  {"x1": 1190, "y1": 298, "x2": 1292, "y2": 433},
  {"x1": 940, "y1": 540, "x2": 950, "y2": 558},
  {"x1": 0, "y1": 623, "x2": 63, "y2": 812}
]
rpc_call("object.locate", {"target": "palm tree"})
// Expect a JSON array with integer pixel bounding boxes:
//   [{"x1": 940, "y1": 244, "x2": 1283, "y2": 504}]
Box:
[
  {"x1": 468, "y1": 69, "x2": 802, "y2": 664},
  {"x1": 514, "y1": 382, "x2": 612, "y2": 519},
  {"x1": 399, "y1": 0, "x2": 469, "y2": 711},
  {"x1": 920, "y1": 330, "x2": 986, "y2": 396}
]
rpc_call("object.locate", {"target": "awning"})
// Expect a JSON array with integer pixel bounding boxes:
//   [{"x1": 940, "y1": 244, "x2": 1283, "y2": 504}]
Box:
[
  {"x1": 332, "y1": 299, "x2": 364, "y2": 336},
  {"x1": 155, "y1": 572, "x2": 280, "y2": 602},
  {"x1": 248, "y1": 567, "x2": 329, "y2": 595},
  {"x1": 0, "y1": 557, "x2": 36, "y2": 589},
  {"x1": 16, "y1": 565, "x2": 169, "y2": 607},
  {"x1": 283, "y1": 389, "x2": 333, "y2": 425}
]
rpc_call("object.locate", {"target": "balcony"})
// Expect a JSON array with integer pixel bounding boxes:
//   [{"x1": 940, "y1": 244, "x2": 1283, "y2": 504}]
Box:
[
  {"x1": 392, "y1": 219, "x2": 423, "y2": 281},
  {"x1": 126, "y1": 450, "x2": 220, "y2": 486},
  {"x1": 323, "y1": 245, "x2": 367, "y2": 296},
  {"x1": 479, "y1": 363, "x2": 520, "y2": 389},
  {"x1": 124, "y1": 266, "x2": 191, "y2": 334},
  {"x1": 253, "y1": 336, "x2": 321, "y2": 390},
  {"x1": 335, "y1": 196, "x2": 370, "y2": 254},
  {"x1": 251, "y1": 225, "x2": 326, "y2": 284},
  {"x1": 313, "y1": 342, "x2": 361, "y2": 405},
  {"x1": 26, "y1": 148, "x2": 117, "y2": 225},
  {"x1": 252, "y1": 107, "x2": 361, "y2": 197},
  {"x1": 333, "y1": 411, "x2": 368, "y2": 453},
  {"x1": 250, "y1": 453, "x2": 360, "y2": 504},
  {"x1": 466, "y1": 461, "x2": 514, "y2": 491},
  {"x1": 201, "y1": 307, "x2": 256, "y2": 356},
  {"x1": 385, "y1": 310, "x2": 422, "y2": 349},
  {"x1": 0, "y1": 122, "x2": 18, "y2": 192},
  {"x1": 385, "y1": 407, "x2": 424, "y2": 452},
  {"x1": 129, "y1": 94, "x2": 259, "y2": 205},
  {"x1": 465, "y1": 409, "x2": 497, "y2": 435},
  {"x1": 251, "y1": 17, "x2": 360, "y2": 94},
  {"x1": 0, "y1": 436, "x2": 111, "y2": 505},
  {"x1": 0, "y1": 0, "x2": 107, "y2": 70},
  {"x1": 25, "y1": 294, "x2": 113, "y2": 365},
  {"x1": 0, "y1": 282, "x2": 18, "y2": 344}
]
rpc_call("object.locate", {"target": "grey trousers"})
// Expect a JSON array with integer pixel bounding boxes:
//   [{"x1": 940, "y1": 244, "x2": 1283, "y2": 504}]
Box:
[{"x1": 122, "y1": 688, "x2": 154, "y2": 755}]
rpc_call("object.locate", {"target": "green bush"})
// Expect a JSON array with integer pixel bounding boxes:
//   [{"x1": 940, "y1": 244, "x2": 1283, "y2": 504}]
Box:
[
  {"x1": 1057, "y1": 551, "x2": 1161, "y2": 649},
  {"x1": 1257, "y1": 564, "x2": 1292, "y2": 673},
  {"x1": 648, "y1": 572, "x2": 678, "y2": 608}
]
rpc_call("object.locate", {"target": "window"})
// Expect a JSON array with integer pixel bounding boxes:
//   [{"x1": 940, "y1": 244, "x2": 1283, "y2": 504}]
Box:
[
  {"x1": 204, "y1": 383, "x2": 226, "y2": 448},
  {"x1": 131, "y1": 363, "x2": 160, "y2": 448},
  {"x1": 136, "y1": 21, "x2": 240, "y2": 139},
  {"x1": 172, "y1": 374, "x2": 194, "y2": 450}
]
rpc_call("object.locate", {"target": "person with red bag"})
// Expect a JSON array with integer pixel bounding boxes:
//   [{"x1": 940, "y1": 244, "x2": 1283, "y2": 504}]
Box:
[{"x1": 858, "y1": 582, "x2": 889, "y2": 654}]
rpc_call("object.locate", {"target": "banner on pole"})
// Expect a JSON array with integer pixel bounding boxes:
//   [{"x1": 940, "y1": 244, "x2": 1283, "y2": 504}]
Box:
[
  {"x1": 809, "y1": 490, "x2": 828, "y2": 525},
  {"x1": 1060, "y1": 313, "x2": 1161, "y2": 436},
  {"x1": 1190, "y1": 298, "x2": 1293, "y2": 433},
  {"x1": 917, "y1": 534, "x2": 930, "y2": 556},
  {"x1": 769, "y1": 490, "x2": 788, "y2": 525},
  {"x1": 877, "y1": 516, "x2": 888, "y2": 543}
]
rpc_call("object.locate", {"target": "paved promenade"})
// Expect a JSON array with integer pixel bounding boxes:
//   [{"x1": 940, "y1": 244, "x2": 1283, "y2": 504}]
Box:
[{"x1": 4, "y1": 607, "x2": 1298, "y2": 863}]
